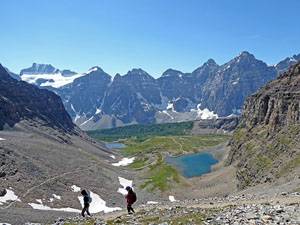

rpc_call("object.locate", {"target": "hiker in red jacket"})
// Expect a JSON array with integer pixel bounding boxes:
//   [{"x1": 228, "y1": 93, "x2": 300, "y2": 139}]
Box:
[{"x1": 125, "y1": 186, "x2": 136, "y2": 214}]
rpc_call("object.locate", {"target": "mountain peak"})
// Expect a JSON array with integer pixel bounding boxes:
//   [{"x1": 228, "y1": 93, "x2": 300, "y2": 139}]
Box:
[
  {"x1": 0, "y1": 64, "x2": 10, "y2": 79},
  {"x1": 125, "y1": 68, "x2": 154, "y2": 80},
  {"x1": 20, "y1": 63, "x2": 59, "y2": 75},
  {"x1": 87, "y1": 66, "x2": 104, "y2": 74},
  {"x1": 161, "y1": 69, "x2": 184, "y2": 78},
  {"x1": 237, "y1": 51, "x2": 255, "y2": 59},
  {"x1": 128, "y1": 68, "x2": 147, "y2": 75},
  {"x1": 204, "y1": 58, "x2": 218, "y2": 66}
]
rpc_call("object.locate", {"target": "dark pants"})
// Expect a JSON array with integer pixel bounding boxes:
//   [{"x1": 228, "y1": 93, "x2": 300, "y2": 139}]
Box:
[
  {"x1": 81, "y1": 203, "x2": 91, "y2": 217},
  {"x1": 127, "y1": 204, "x2": 135, "y2": 214}
]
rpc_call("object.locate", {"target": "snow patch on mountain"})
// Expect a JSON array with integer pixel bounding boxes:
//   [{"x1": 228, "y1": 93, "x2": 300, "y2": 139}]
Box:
[
  {"x1": 169, "y1": 195, "x2": 177, "y2": 202},
  {"x1": 78, "y1": 191, "x2": 121, "y2": 213},
  {"x1": 161, "y1": 110, "x2": 175, "y2": 120},
  {"x1": 118, "y1": 177, "x2": 133, "y2": 195},
  {"x1": 191, "y1": 104, "x2": 218, "y2": 119},
  {"x1": 28, "y1": 202, "x2": 80, "y2": 213},
  {"x1": 52, "y1": 194, "x2": 61, "y2": 200},
  {"x1": 166, "y1": 102, "x2": 175, "y2": 111},
  {"x1": 0, "y1": 189, "x2": 21, "y2": 205},
  {"x1": 147, "y1": 201, "x2": 158, "y2": 204},
  {"x1": 71, "y1": 185, "x2": 81, "y2": 193},
  {"x1": 112, "y1": 157, "x2": 135, "y2": 167},
  {"x1": 21, "y1": 72, "x2": 85, "y2": 88}
]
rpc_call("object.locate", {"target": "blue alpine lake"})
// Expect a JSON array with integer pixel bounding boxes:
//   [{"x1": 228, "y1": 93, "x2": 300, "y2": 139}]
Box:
[
  {"x1": 165, "y1": 152, "x2": 219, "y2": 178},
  {"x1": 105, "y1": 142, "x2": 126, "y2": 149}
]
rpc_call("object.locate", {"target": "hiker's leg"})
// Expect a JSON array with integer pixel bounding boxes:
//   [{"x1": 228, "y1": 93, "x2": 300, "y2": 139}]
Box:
[
  {"x1": 127, "y1": 204, "x2": 132, "y2": 214},
  {"x1": 128, "y1": 204, "x2": 134, "y2": 213},
  {"x1": 87, "y1": 206, "x2": 91, "y2": 216},
  {"x1": 131, "y1": 206, "x2": 135, "y2": 213},
  {"x1": 127, "y1": 205, "x2": 130, "y2": 213},
  {"x1": 81, "y1": 206, "x2": 87, "y2": 217},
  {"x1": 130, "y1": 206, "x2": 135, "y2": 213}
]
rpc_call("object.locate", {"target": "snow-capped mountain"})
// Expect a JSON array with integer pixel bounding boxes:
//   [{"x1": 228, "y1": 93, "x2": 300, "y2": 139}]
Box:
[
  {"x1": 275, "y1": 54, "x2": 300, "y2": 74},
  {"x1": 20, "y1": 63, "x2": 84, "y2": 88},
  {"x1": 6, "y1": 51, "x2": 300, "y2": 130}
]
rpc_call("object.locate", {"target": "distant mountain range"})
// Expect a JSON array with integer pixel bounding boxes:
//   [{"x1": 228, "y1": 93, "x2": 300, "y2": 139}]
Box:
[{"x1": 4, "y1": 51, "x2": 300, "y2": 130}]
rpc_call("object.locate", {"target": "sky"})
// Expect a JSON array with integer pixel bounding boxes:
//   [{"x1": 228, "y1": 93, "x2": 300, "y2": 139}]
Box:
[{"x1": 1, "y1": 0, "x2": 300, "y2": 77}]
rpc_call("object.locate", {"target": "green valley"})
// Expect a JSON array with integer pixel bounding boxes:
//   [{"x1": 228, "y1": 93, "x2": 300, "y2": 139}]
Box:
[{"x1": 88, "y1": 122, "x2": 230, "y2": 192}]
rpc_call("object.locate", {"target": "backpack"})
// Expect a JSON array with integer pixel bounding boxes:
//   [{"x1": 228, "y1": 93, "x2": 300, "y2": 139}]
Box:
[
  {"x1": 88, "y1": 195, "x2": 92, "y2": 204},
  {"x1": 132, "y1": 191, "x2": 137, "y2": 203}
]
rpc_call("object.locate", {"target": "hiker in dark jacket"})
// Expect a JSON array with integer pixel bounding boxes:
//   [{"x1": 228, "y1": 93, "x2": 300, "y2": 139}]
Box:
[
  {"x1": 125, "y1": 186, "x2": 136, "y2": 214},
  {"x1": 81, "y1": 190, "x2": 91, "y2": 217}
]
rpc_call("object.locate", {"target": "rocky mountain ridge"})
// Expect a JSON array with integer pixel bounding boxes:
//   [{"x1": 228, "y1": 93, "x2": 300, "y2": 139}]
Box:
[
  {"x1": 227, "y1": 62, "x2": 300, "y2": 189},
  {"x1": 0, "y1": 64, "x2": 74, "y2": 132},
  {"x1": 0, "y1": 63, "x2": 140, "y2": 224},
  {"x1": 6, "y1": 52, "x2": 300, "y2": 130}
]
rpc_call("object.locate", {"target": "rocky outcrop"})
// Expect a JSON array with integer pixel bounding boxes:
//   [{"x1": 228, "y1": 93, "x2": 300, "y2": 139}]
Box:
[
  {"x1": 191, "y1": 116, "x2": 240, "y2": 134},
  {"x1": 200, "y1": 52, "x2": 277, "y2": 116},
  {"x1": 59, "y1": 66, "x2": 112, "y2": 120},
  {"x1": 227, "y1": 63, "x2": 300, "y2": 189},
  {"x1": 0, "y1": 64, "x2": 74, "y2": 131},
  {"x1": 275, "y1": 54, "x2": 300, "y2": 74}
]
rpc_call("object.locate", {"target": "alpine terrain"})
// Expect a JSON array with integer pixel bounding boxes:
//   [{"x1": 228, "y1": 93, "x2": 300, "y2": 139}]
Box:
[{"x1": 10, "y1": 52, "x2": 300, "y2": 130}]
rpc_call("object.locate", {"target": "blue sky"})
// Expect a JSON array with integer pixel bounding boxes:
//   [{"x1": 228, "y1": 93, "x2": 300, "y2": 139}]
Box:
[{"x1": 1, "y1": 0, "x2": 299, "y2": 77}]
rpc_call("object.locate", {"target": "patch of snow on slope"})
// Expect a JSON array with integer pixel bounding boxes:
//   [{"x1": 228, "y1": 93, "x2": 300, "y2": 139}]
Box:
[
  {"x1": 147, "y1": 201, "x2": 158, "y2": 204},
  {"x1": 70, "y1": 104, "x2": 76, "y2": 113},
  {"x1": 191, "y1": 104, "x2": 218, "y2": 119},
  {"x1": 0, "y1": 189, "x2": 21, "y2": 205},
  {"x1": 80, "y1": 116, "x2": 94, "y2": 126},
  {"x1": 52, "y1": 194, "x2": 61, "y2": 200},
  {"x1": 87, "y1": 67, "x2": 100, "y2": 73},
  {"x1": 78, "y1": 191, "x2": 121, "y2": 213},
  {"x1": 71, "y1": 185, "x2": 81, "y2": 193},
  {"x1": 36, "y1": 199, "x2": 43, "y2": 204},
  {"x1": 226, "y1": 114, "x2": 238, "y2": 118},
  {"x1": 21, "y1": 72, "x2": 84, "y2": 88},
  {"x1": 166, "y1": 102, "x2": 175, "y2": 111},
  {"x1": 112, "y1": 157, "x2": 135, "y2": 167},
  {"x1": 110, "y1": 155, "x2": 116, "y2": 159},
  {"x1": 74, "y1": 114, "x2": 81, "y2": 123},
  {"x1": 0, "y1": 223, "x2": 11, "y2": 225},
  {"x1": 118, "y1": 177, "x2": 133, "y2": 195},
  {"x1": 0, "y1": 138, "x2": 5, "y2": 141},
  {"x1": 28, "y1": 202, "x2": 80, "y2": 213},
  {"x1": 95, "y1": 108, "x2": 102, "y2": 115},
  {"x1": 169, "y1": 195, "x2": 177, "y2": 202},
  {"x1": 161, "y1": 110, "x2": 174, "y2": 120}
]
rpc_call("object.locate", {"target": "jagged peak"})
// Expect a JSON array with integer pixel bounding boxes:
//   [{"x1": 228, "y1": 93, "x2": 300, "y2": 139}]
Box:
[
  {"x1": 125, "y1": 68, "x2": 154, "y2": 80},
  {"x1": 204, "y1": 58, "x2": 218, "y2": 66},
  {"x1": 0, "y1": 64, "x2": 10, "y2": 79},
  {"x1": 128, "y1": 68, "x2": 148, "y2": 75},
  {"x1": 192, "y1": 58, "x2": 219, "y2": 75},
  {"x1": 236, "y1": 51, "x2": 256, "y2": 60},
  {"x1": 161, "y1": 68, "x2": 184, "y2": 77},
  {"x1": 87, "y1": 66, "x2": 104, "y2": 73},
  {"x1": 20, "y1": 63, "x2": 59, "y2": 75}
]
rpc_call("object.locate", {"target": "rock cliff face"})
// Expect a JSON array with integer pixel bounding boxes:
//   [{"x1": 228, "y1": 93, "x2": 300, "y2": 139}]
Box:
[
  {"x1": 227, "y1": 63, "x2": 300, "y2": 189},
  {"x1": 200, "y1": 52, "x2": 277, "y2": 116},
  {"x1": 0, "y1": 64, "x2": 74, "y2": 131}
]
